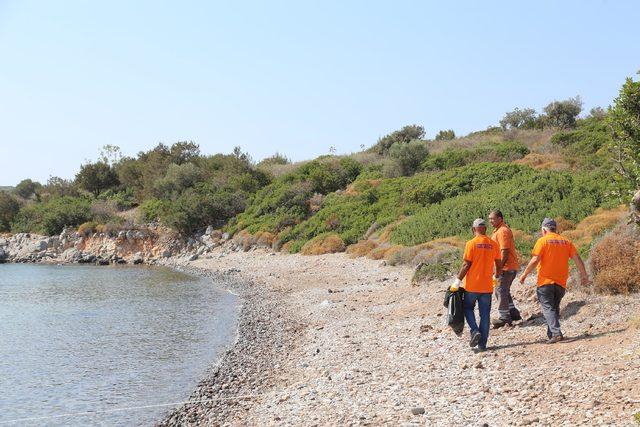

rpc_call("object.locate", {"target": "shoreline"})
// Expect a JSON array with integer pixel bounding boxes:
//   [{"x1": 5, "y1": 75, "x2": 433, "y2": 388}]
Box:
[
  {"x1": 2, "y1": 241, "x2": 640, "y2": 424},
  {"x1": 159, "y1": 246, "x2": 640, "y2": 426},
  {"x1": 157, "y1": 262, "x2": 302, "y2": 426}
]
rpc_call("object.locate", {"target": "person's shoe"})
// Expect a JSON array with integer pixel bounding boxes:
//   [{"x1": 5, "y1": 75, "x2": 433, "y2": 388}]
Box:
[
  {"x1": 476, "y1": 346, "x2": 487, "y2": 353},
  {"x1": 547, "y1": 335, "x2": 564, "y2": 344},
  {"x1": 492, "y1": 318, "x2": 512, "y2": 329},
  {"x1": 469, "y1": 331, "x2": 481, "y2": 348},
  {"x1": 510, "y1": 310, "x2": 522, "y2": 322}
]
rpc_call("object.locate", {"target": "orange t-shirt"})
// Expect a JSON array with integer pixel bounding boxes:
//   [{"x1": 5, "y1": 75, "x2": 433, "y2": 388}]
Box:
[
  {"x1": 531, "y1": 232, "x2": 577, "y2": 288},
  {"x1": 463, "y1": 235, "x2": 501, "y2": 293},
  {"x1": 491, "y1": 223, "x2": 520, "y2": 271}
]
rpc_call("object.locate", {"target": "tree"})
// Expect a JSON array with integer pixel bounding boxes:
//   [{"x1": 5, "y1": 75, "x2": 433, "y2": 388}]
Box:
[
  {"x1": 387, "y1": 140, "x2": 429, "y2": 176},
  {"x1": 257, "y1": 152, "x2": 290, "y2": 168},
  {"x1": 153, "y1": 163, "x2": 202, "y2": 199},
  {"x1": 42, "y1": 176, "x2": 78, "y2": 199},
  {"x1": 371, "y1": 125, "x2": 426, "y2": 155},
  {"x1": 99, "y1": 145, "x2": 123, "y2": 166},
  {"x1": 0, "y1": 192, "x2": 20, "y2": 231},
  {"x1": 170, "y1": 141, "x2": 200, "y2": 164},
  {"x1": 75, "y1": 162, "x2": 120, "y2": 196},
  {"x1": 14, "y1": 179, "x2": 42, "y2": 199},
  {"x1": 543, "y1": 96, "x2": 583, "y2": 129},
  {"x1": 588, "y1": 106, "x2": 607, "y2": 120},
  {"x1": 608, "y1": 72, "x2": 640, "y2": 190},
  {"x1": 499, "y1": 108, "x2": 539, "y2": 130},
  {"x1": 435, "y1": 129, "x2": 456, "y2": 141}
]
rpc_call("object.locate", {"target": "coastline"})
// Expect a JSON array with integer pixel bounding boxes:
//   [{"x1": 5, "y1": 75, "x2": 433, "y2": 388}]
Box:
[
  {"x1": 157, "y1": 263, "x2": 302, "y2": 426},
  {"x1": 159, "y1": 246, "x2": 640, "y2": 426},
  {"x1": 2, "y1": 238, "x2": 640, "y2": 425}
]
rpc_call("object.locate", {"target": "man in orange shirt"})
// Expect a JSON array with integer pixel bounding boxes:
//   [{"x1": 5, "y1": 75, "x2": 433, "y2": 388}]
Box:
[
  {"x1": 489, "y1": 209, "x2": 522, "y2": 328},
  {"x1": 519, "y1": 218, "x2": 589, "y2": 343},
  {"x1": 452, "y1": 218, "x2": 501, "y2": 351}
]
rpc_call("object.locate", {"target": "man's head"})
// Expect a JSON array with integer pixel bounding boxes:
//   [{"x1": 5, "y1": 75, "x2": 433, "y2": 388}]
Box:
[
  {"x1": 541, "y1": 217, "x2": 557, "y2": 235},
  {"x1": 472, "y1": 218, "x2": 487, "y2": 235},
  {"x1": 488, "y1": 209, "x2": 504, "y2": 228}
]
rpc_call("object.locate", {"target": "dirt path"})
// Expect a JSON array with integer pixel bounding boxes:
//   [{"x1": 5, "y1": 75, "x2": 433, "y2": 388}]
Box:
[{"x1": 188, "y1": 248, "x2": 640, "y2": 426}]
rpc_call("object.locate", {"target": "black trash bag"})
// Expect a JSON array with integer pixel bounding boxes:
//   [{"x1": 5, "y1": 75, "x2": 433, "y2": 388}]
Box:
[{"x1": 443, "y1": 288, "x2": 465, "y2": 336}]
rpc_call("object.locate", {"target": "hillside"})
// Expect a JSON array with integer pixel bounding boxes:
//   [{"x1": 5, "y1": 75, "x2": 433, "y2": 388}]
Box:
[{"x1": 1, "y1": 73, "x2": 640, "y2": 295}]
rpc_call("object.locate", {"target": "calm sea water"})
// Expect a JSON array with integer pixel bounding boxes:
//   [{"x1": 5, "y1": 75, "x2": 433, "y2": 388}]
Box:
[{"x1": 0, "y1": 264, "x2": 238, "y2": 426}]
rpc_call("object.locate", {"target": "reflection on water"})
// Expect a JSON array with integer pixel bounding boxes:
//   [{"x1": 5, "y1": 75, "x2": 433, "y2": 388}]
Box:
[{"x1": 0, "y1": 264, "x2": 238, "y2": 426}]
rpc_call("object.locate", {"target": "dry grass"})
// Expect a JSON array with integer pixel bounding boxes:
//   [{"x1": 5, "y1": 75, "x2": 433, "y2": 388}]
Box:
[
  {"x1": 514, "y1": 153, "x2": 569, "y2": 170},
  {"x1": 346, "y1": 240, "x2": 378, "y2": 258},
  {"x1": 386, "y1": 246, "x2": 419, "y2": 266},
  {"x1": 367, "y1": 244, "x2": 400, "y2": 260},
  {"x1": 377, "y1": 217, "x2": 407, "y2": 243},
  {"x1": 300, "y1": 233, "x2": 346, "y2": 255},
  {"x1": 555, "y1": 217, "x2": 576, "y2": 233},
  {"x1": 562, "y1": 206, "x2": 628, "y2": 249},
  {"x1": 589, "y1": 223, "x2": 640, "y2": 294},
  {"x1": 255, "y1": 231, "x2": 275, "y2": 248}
]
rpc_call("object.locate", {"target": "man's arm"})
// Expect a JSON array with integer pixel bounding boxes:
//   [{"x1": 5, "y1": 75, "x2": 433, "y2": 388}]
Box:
[
  {"x1": 496, "y1": 248, "x2": 509, "y2": 274},
  {"x1": 571, "y1": 254, "x2": 590, "y2": 286},
  {"x1": 457, "y1": 260, "x2": 472, "y2": 281},
  {"x1": 518, "y1": 255, "x2": 540, "y2": 284}
]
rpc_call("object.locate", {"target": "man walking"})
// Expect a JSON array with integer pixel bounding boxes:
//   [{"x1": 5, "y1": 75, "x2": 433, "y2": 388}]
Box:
[
  {"x1": 488, "y1": 209, "x2": 522, "y2": 327},
  {"x1": 451, "y1": 219, "x2": 501, "y2": 352},
  {"x1": 518, "y1": 218, "x2": 589, "y2": 343}
]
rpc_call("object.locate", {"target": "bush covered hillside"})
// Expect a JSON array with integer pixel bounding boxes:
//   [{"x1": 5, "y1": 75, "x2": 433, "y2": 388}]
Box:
[{"x1": 2, "y1": 72, "x2": 639, "y2": 291}]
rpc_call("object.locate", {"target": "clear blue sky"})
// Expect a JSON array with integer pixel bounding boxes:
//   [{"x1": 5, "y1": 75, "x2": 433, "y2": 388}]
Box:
[{"x1": 1, "y1": 0, "x2": 639, "y2": 185}]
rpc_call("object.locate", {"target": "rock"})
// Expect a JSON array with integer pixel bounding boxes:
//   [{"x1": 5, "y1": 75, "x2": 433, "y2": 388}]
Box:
[
  {"x1": 126, "y1": 230, "x2": 135, "y2": 240},
  {"x1": 34, "y1": 240, "x2": 48, "y2": 252},
  {"x1": 205, "y1": 225, "x2": 214, "y2": 235},
  {"x1": 131, "y1": 252, "x2": 144, "y2": 264},
  {"x1": 96, "y1": 259, "x2": 110, "y2": 266},
  {"x1": 79, "y1": 254, "x2": 96, "y2": 263},
  {"x1": 410, "y1": 407, "x2": 425, "y2": 415},
  {"x1": 221, "y1": 232, "x2": 230, "y2": 241},
  {"x1": 161, "y1": 249, "x2": 172, "y2": 258},
  {"x1": 189, "y1": 254, "x2": 199, "y2": 261}
]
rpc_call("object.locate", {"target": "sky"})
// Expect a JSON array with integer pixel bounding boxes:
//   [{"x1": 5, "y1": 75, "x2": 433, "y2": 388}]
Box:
[{"x1": 1, "y1": 0, "x2": 639, "y2": 185}]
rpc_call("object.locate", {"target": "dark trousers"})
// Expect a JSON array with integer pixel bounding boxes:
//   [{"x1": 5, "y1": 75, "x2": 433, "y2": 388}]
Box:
[
  {"x1": 494, "y1": 270, "x2": 521, "y2": 322},
  {"x1": 463, "y1": 292, "x2": 492, "y2": 349},
  {"x1": 536, "y1": 284, "x2": 566, "y2": 338}
]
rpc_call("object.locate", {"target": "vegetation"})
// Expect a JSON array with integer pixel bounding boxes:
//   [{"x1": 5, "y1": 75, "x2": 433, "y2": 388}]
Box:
[
  {"x1": 435, "y1": 129, "x2": 455, "y2": 141},
  {"x1": 2, "y1": 71, "x2": 638, "y2": 294}
]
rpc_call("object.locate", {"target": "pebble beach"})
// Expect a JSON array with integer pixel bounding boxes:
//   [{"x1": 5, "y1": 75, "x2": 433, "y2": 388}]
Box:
[{"x1": 160, "y1": 246, "x2": 640, "y2": 426}]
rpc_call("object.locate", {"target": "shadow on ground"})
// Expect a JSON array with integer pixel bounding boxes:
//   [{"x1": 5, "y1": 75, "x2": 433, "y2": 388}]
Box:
[{"x1": 489, "y1": 328, "x2": 626, "y2": 351}]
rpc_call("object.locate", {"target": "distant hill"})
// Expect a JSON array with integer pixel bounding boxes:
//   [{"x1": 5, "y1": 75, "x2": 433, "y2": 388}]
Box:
[{"x1": 0, "y1": 186, "x2": 14, "y2": 193}]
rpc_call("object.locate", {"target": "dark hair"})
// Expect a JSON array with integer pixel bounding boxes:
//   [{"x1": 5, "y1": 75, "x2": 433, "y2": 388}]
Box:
[{"x1": 490, "y1": 209, "x2": 503, "y2": 219}]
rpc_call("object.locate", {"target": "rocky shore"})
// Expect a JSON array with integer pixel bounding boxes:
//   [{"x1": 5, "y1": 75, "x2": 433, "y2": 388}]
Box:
[
  {"x1": 2, "y1": 232, "x2": 639, "y2": 425},
  {"x1": 159, "y1": 247, "x2": 639, "y2": 426}
]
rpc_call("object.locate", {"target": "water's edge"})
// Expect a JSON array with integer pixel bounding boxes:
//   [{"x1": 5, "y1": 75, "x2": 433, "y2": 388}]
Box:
[{"x1": 158, "y1": 263, "x2": 297, "y2": 426}]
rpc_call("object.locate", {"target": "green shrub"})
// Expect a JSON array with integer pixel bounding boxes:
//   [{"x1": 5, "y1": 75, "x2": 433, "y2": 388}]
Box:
[
  {"x1": 152, "y1": 163, "x2": 202, "y2": 199},
  {"x1": 421, "y1": 141, "x2": 529, "y2": 171},
  {"x1": 387, "y1": 140, "x2": 429, "y2": 176},
  {"x1": 75, "y1": 162, "x2": 120, "y2": 196},
  {"x1": 271, "y1": 163, "x2": 529, "y2": 249},
  {"x1": 160, "y1": 186, "x2": 246, "y2": 234},
  {"x1": 14, "y1": 179, "x2": 42, "y2": 199},
  {"x1": 369, "y1": 124, "x2": 425, "y2": 155},
  {"x1": 138, "y1": 198, "x2": 171, "y2": 223},
  {"x1": 12, "y1": 197, "x2": 92, "y2": 235},
  {"x1": 435, "y1": 129, "x2": 456, "y2": 141},
  {"x1": 0, "y1": 192, "x2": 20, "y2": 231},
  {"x1": 391, "y1": 170, "x2": 612, "y2": 246}
]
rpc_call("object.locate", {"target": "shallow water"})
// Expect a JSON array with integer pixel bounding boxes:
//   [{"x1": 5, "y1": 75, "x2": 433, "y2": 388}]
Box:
[{"x1": 0, "y1": 264, "x2": 238, "y2": 426}]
